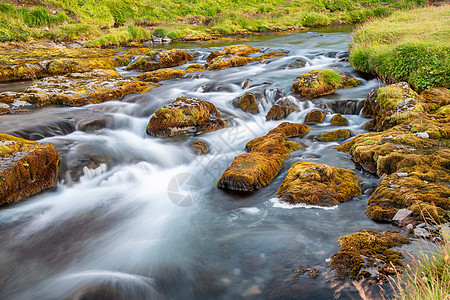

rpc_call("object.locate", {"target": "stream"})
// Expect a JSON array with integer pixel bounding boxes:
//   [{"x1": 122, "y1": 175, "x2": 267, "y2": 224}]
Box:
[{"x1": 0, "y1": 25, "x2": 400, "y2": 300}]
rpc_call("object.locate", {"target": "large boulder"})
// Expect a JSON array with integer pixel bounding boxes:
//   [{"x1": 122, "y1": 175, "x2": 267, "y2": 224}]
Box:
[
  {"x1": 291, "y1": 70, "x2": 361, "y2": 99},
  {"x1": 146, "y1": 97, "x2": 226, "y2": 137},
  {"x1": 0, "y1": 134, "x2": 59, "y2": 205},
  {"x1": 330, "y1": 230, "x2": 409, "y2": 280},
  {"x1": 276, "y1": 162, "x2": 362, "y2": 207},
  {"x1": 217, "y1": 122, "x2": 310, "y2": 192}
]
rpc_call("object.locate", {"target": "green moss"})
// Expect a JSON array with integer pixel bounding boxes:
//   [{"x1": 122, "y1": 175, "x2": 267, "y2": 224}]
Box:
[{"x1": 377, "y1": 85, "x2": 404, "y2": 110}]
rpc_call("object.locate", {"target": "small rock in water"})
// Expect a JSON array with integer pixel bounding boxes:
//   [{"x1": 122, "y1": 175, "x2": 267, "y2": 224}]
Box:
[
  {"x1": 242, "y1": 285, "x2": 261, "y2": 297},
  {"x1": 392, "y1": 209, "x2": 413, "y2": 224},
  {"x1": 406, "y1": 224, "x2": 414, "y2": 233},
  {"x1": 397, "y1": 172, "x2": 408, "y2": 177},
  {"x1": 414, "y1": 227, "x2": 431, "y2": 238}
]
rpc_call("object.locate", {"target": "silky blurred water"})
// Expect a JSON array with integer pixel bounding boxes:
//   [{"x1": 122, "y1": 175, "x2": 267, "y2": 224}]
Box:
[{"x1": 0, "y1": 26, "x2": 397, "y2": 300}]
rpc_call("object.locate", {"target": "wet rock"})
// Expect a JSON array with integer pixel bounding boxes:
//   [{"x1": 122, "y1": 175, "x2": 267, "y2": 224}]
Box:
[
  {"x1": 291, "y1": 70, "x2": 361, "y2": 99},
  {"x1": 192, "y1": 140, "x2": 209, "y2": 155},
  {"x1": 331, "y1": 100, "x2": 358, "y2": 115},
  {"x1": 0, "y1": 70, "x2": 155, "y2": 110},
  {"x1": 318, "y1": 129, "x2": 352, "y2": 142},
  {"x1": 125, "y1": 49, "x2": 194, "y2": 71},
  {"x1": 146, "y1": 96, "x2": 226, "y2": 137},
  {"x1": 206, "y1": 45, "x2": 284, "y2": 70},
  {"x1": 0, "y1": 47, "x2": 117, "y2": 81},
  {"x1": 286, "y1": 58, "x2": 308, "y2": 69},
  {"x1": 0, "y1": 134, "x2": 60, "y2": 205},
  {"x1": 114, "y1": 48, "x2": 153, "y2": 66},
  {"x1": 330, "y1": 230, "x2": 409, "y2": 280},
  {"x1": 185, "y1": 64, "x2": 206, "y2": 73},
  {"x1": 413, "y1": 227, "x2": 431, "y2": 239},
  {"x1": 366, "y1": 161, "x2": 450, "y2": 223},
  {"x1": 265, "y1": 97, "x2": 299, "y2": 121},
  {"x1": 392, "y1": 209, "x2": 413, "y2": 224},
  {"x1": 330, "y1": 113, "x2": 348, "y2": 126},
  {"x1": 136, "y1": 68, "x2": 184, "y2": 82},
  {"x1": 341, "y1": 75, "x2": 362, "y2": 88},
  {"x1": 335, "y1": 130, "x2": 436, "y2": 175},
  {"x1": 232, "y1": 92, "x2": 263, "y2": 114},
  {"x1": 276, "y1": 162, "x2": 362, "y2": 207},
  {"x1": 217, "y1": 122, "x2": 310, "y2": 192},
  {"x1": 304, "y1": 110, "x2": 324, "y2": 124}
]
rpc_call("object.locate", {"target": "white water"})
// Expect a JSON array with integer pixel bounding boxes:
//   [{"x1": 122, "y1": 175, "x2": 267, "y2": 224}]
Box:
[{"x1": 0, "y1": 26, "x2": 397, "y2": 299}]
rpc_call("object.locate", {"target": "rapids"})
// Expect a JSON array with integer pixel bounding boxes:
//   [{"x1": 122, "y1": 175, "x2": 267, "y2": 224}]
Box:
[{"x1": 0, "y1": 25, "x2": 398, "y2": 299}]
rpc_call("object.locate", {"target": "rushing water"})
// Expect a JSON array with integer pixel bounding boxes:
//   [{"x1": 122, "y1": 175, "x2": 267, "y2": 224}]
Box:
[{"x1": 0, "y1": 26, "x2": 400, "y2": 299}]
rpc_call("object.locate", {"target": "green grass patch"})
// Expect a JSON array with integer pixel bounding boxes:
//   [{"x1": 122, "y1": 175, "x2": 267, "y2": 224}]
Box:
[
  {"x1": 349, "y1": 5, "x2": 450, "y2": 91},
  {"x1": 0, "y1": 0, "x2": 426, "y2": 43}
]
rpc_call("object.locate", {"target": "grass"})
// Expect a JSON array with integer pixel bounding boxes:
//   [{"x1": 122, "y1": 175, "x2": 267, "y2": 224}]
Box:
[
  {"x1": 349, "y1": 5, "x2": 450, "y2": 91},
  {"x1": 0, "y1": 0, "x2": 426, "y2": 45},
  {"x1": 391, "y1": 228, "x2": 450, "y2": 300}
]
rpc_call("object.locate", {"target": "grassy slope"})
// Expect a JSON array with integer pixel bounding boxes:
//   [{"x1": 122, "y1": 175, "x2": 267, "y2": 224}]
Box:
[
  {"x1": 349, "y1": 5, "x2": 450, "y2": 90},
  {"x1": 0, "y1": 0, "x2": 425, "y2": 46}
]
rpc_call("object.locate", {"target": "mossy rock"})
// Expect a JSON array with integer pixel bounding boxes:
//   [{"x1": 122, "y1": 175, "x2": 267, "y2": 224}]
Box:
[
  {"x1": 125, "y1": 49, "x2": 193, "y2": 71},
  {"x1": 330, "y1": 113, "x2": 348, "y2": 126},
  {"x1": 0, "y1": 134, "x2": 60, "y2": 205},
  {"x1": 304, "y1": 109, "x2": 324, "y2": 124},
  {"x1": 192, "y1": 140, "x2": 209, "y2": 155},
  {"x1": 277, "y1": 162, "x2": 362, "y2": 207},
  {"x1": 206, "y1": 46, "x2": 284, "y2": 71},
  {"x1": 420, "y1": 87, "x2": 450, "y2": 111},
  {"x1": 362, "y1": 82, "x2": 424, "y2": 131},
  {"x1": 185, "y1": 64, "x2": 206, "y2": 73},
  {"x1": 292, "y1": 70, "x2": 361, "y2": 99},
  {"x1": 319, "y1": 129, "x2": 352, "y2": 142},
  {"x1": 136, "y1": 68, "x2": 184, "y2": 82},
  {"x1": 0, "y1": 70, "x2": 155, "y2": 110},
  {"x1": 206, "y1": 45, "x2": 260, "y2": 62},
  {"x1": 146, "y1": 96, "x2": 226, "y2": 137},
  {"x1": 232, "y1": 92, "x2": 261, "y2": 114},
  {"x1": 366, "y1": 153, "x2": 450, "y2": 222},
  {"x1": 113, "y1": 47, "x2": 153, "y2": 66},
  {"x1": 265, "y1": 97, "x2": 299, "y2": 121},
  {"x1": 217, "y1": 122, "x2": 310, "y2": 192},
  {"x1": 335, "y1": 131, "x2": 436, "y2": 175},
  {"x1": 330, "y1": 230, "x2": 409, "y2": 280}
]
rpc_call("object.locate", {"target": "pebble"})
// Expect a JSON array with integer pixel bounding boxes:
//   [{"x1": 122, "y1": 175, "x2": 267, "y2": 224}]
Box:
[
  {"x1": 415, "y1": 132, "x2": 429, "y2": 138},
  {"x1": 397, "y1": 172, "x2": 408, "y2": 177},
  {"x1": 414, "y1": 227, "x2": 431, "y2": 238}
]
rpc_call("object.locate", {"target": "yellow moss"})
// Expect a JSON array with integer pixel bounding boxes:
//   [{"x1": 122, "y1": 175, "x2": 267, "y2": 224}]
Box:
[
  {"x1": 320, "y1": 129, "x2": 352, "y2": 142},
  {"x1": 136, "y1": 68, "x2": 184, "y2": 82}
]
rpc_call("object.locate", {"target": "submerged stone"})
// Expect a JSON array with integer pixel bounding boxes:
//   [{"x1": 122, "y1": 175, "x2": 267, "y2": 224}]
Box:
[
  {"x1": 276, "y1": 162, "x2": 362, "y2": 207},
  {"x1": 0, "y1": 134, "x2": 59, "y2": 205}
]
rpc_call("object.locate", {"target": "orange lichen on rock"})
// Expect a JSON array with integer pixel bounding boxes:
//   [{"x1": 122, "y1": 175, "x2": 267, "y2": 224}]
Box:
[
  {"x1": 330, "y1": 230, "x2": 409, "y2": 280},
  {"x1": 276, "y1": 161, "x2": 362, "y2": 207},
  {"x1": 192, "y1": 140, "x2": 209, "y2": 155},
  {"x1": 217, "y1": 122, "x2": 310, "y2": 192},
  {"x1": 146, "y1": 96, "x2": 226, "y2": 137},
  {"x1": 232, "y1": 92, "x2": 261, "y2": 114},
  {"x1": 0, "y1": 134, "x2": 60, "y2": 205}
]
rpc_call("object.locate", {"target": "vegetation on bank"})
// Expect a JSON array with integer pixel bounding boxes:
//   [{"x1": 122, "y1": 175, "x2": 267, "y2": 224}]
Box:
[
  {"x1": 0, "y1": 0, "x2": 426, "y2": 46},
  {"x1": 393, "y1": 230, "x2": 450, "y2": 300},
  {"x1": 349, "y1": 5, "x2": 450, "y2": 91}
]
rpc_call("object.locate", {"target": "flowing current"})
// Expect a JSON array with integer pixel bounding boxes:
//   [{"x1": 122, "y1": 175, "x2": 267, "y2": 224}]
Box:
[{"x1": 0, "y1": 26, "x2": 397, "y2": 299}]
